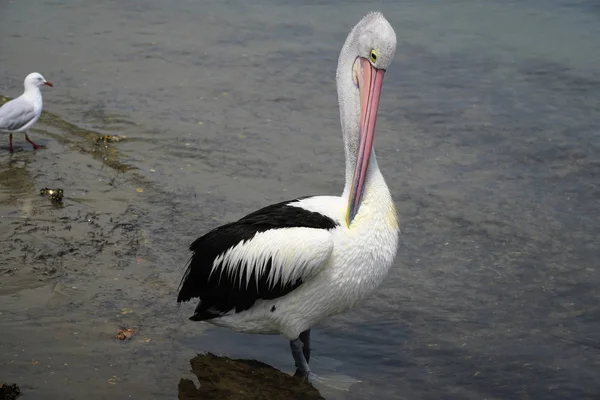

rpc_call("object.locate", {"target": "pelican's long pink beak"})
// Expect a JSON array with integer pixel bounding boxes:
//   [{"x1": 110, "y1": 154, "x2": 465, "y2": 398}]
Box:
[{"x1": 347, "y1": 58, "x2": 385, "y2": 226}]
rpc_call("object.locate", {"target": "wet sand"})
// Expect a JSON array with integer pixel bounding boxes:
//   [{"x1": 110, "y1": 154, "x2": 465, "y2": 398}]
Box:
[
  {"x1": 0, "y1": 101, "x2": 174, "y2": 398},
  {"x1": 0, "y1": 103, "x2": 329, "y2": 399}
]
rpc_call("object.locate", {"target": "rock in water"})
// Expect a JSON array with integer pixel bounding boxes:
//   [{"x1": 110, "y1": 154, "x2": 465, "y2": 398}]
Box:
[{"x1": 178, "y1": 353, "x2": 325, "y2": 400}]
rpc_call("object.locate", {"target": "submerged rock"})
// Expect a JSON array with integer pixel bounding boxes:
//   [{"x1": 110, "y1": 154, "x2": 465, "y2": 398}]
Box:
[
  {"x1": 0, "y1": 383, "x2": 21, "y2": 400},
  {"x1": 178, "y1": 353, "x2": 324, "y2": 400}
]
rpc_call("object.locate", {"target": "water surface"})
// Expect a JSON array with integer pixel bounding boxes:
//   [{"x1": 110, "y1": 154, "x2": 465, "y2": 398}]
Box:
[{"x1": 1, "y1": 0, "x2": 599, "y2": 399}]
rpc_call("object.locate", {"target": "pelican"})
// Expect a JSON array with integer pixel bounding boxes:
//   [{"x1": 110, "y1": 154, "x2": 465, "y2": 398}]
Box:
[
  {"x1": 177, "y1": 12, "x2": 399, "y2": 378},
  {"x1": 0, "y1": 72, "x2": 53, "y2": 153}
]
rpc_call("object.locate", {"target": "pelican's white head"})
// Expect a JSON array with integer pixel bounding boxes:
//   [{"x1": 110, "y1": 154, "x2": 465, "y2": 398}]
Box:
[
  {"x1": 352, "y1": 12, "x2": 397, "y2": 71},
  {"x1": 336, "y1": 12, "x2": 396, "y2": 226},
  {"x1": 24, "y1": 72, "x2": 53, "y2": 91}
]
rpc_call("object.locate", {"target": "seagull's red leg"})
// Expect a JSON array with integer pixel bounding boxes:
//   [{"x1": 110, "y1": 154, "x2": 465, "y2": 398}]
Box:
[
  {"x1": 25, "y1": 133, "x2": 39, "y2": 150},
  {"x1": 9, "y1": 133, "x2": 13, "y2": 153}
]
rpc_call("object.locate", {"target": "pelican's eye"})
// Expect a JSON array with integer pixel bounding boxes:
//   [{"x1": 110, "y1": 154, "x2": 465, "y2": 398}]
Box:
[{"x1": 369, "y1": 49, "x2": 378, "y2": 63}]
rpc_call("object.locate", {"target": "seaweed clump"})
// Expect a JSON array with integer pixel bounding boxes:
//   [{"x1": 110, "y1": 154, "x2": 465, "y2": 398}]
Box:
[
  {"x1": 96, "y1": 135, "x2": 125, "y2": 144},
  {"x1": 40, "y1": 188, "x2": 64, "y2": 202}
]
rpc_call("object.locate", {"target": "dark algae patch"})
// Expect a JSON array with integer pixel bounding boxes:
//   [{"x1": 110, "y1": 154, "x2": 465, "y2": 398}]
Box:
[
  {"x1": 178, "y1": 353, "x2": 325, "y2": 400},
  {"x1": 0, "y1": 383, "x2": 20, "y2": 400}
]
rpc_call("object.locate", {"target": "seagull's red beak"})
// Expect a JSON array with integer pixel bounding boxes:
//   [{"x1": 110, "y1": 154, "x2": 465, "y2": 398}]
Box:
[{"x1": 44, "y1": 81, "x2": 53, "y2": 87}]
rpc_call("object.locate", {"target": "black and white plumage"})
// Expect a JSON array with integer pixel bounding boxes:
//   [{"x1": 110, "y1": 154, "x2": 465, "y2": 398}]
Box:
[
  {"x1": 177, "y1": 12, "x2": 400, "y2": 379},
  {"x1": 177, "y1": 198, "x2": 338, "y2": 319}
]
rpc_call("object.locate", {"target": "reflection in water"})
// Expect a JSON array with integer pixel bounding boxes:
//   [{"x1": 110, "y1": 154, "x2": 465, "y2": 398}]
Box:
[
  {"x1": 0, "y1": 157, "x2": 36, "y2": 204},
  {"x1": 178, "y1": 353, "x2": 324, "y2": 400}
]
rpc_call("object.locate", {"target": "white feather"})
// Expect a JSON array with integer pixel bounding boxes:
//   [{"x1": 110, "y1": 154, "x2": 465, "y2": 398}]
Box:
[
  {"x1": 211, "y1": 227, "x2": 334, "y2": 290},
  {"x1": 0, "y1": 73, "x2": 47, "y2": 134}
]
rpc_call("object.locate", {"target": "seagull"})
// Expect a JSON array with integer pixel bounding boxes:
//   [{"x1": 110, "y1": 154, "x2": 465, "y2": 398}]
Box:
[
  {"x1": 0, "y1": 72, "x2": 53, "y2": 153},
  {"x1": 177, "y1": 12, "x2": 399, "y2": 378}
]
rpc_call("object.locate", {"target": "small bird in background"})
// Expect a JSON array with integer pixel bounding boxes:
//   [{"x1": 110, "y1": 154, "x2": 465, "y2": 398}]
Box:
[{"x1": 0, "y1": 72, "x2": 53, "y2": 153}]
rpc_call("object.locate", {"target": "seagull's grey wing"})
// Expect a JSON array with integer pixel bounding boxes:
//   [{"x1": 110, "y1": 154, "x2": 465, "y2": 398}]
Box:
[{"x1": 0, "y1": 97, "x2": 36, "y2": 131}]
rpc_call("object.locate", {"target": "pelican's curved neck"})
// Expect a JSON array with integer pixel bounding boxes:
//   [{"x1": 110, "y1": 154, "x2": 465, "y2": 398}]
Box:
[
  {"x1": 336, "y1": 32, "x2": 359, "y2": 199},
  {"x1": 336, "y1": 27, "x2": 382, "y2": 201}
]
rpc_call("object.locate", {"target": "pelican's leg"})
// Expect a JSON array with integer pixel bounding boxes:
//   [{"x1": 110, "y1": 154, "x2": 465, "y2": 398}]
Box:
[
  {"x1": 299, "y1": 329, "x2": 311, "y2": 364},
  {"x1": 290, "y1": 338, "x2": 310, "y2": 378},
  {"x1": 9, "y1": 133, "x2": 13, "y2": 153},
  {"x1": 25, "y1": 132, "x2": 39, "y2": 150}
]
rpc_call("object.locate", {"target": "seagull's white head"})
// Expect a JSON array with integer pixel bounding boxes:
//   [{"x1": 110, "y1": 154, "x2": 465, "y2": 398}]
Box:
[{"x1": 24, "y1": 72, "x2": 53, "y2": 90}]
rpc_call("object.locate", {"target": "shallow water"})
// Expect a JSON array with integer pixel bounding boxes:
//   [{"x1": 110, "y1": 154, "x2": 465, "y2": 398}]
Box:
[{"x1": 1, "y1": 0, "x2": 600, "y2": 399}]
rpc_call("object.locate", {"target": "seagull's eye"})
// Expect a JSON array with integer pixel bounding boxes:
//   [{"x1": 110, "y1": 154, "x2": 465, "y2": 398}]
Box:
[{"x1": 370, "y1": 49, "x2": 378, "y2": 63}]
